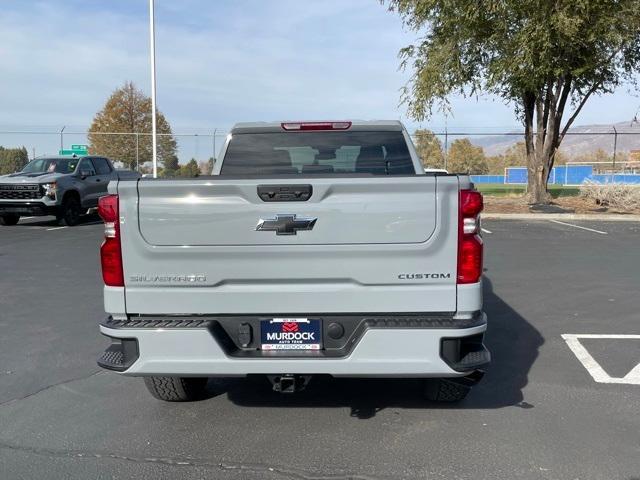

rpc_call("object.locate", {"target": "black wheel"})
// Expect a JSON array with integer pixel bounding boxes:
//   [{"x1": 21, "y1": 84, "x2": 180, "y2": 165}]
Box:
[
  {"x1": 58, "y1": 195, "x2": 82, "y2": 226},
  {"x1": 423, "y1": 378, "x2": 472, "y2": 403},
  {"x1": 143, "y1": 376, "x2": 209, "y2": 402},
  {"x1": 0, "y1": 214, "x2": 20, "y2": 226}
]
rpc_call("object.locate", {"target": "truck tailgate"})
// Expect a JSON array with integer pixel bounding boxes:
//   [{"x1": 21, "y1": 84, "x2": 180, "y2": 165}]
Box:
[
  {"x1": 118, "y1": 176, "x2": 460, "y2": 314},
  {"x1": 137, "y1": 177, "x2": 436, "y2": 245}
]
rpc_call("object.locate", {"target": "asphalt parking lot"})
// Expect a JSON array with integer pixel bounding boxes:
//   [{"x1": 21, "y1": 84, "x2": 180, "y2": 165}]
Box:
[{"x1": 1, "y1": 216, "x2": 639, "y2": 479}]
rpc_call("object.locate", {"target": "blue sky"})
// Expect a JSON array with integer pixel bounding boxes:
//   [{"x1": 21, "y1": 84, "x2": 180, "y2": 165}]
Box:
[{"x1": 1, "y1": 0, "x2": 639, "y2": 159}]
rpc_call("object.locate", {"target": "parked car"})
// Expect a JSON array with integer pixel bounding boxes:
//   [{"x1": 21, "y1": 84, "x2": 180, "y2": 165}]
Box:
[
  {"x1": 96, "y1": 120, "x2": 489, "y2": 402},
  {"x1": 0, "y1": 155, "x2": 139, "y2": 226}
]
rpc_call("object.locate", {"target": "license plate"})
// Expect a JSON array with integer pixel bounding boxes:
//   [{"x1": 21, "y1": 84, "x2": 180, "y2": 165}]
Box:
[{"x1": 260, "y1": 318, "x2": 322, "y2": 350}]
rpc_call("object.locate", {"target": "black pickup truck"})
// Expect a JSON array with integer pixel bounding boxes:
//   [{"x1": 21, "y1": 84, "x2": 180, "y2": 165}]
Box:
[{"x1": 0, "y1": 155, "x2": 139, "y2": 226}]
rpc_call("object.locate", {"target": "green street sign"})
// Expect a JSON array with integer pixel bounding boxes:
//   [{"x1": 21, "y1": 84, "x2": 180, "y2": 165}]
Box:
[
  {"x1": 59, "y1": 149, "x2": 88, "y2": 156},
  {"x1": 59, "y1": 144, "x2": 89, "y2": 156}
]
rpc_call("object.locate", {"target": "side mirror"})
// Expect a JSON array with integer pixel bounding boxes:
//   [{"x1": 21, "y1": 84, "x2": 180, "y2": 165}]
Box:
[{"x1": 79, "y1": 170, "x2": 93, "y2": 179}]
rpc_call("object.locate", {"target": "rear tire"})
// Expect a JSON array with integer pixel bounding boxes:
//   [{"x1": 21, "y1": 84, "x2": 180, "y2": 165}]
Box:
[
  {"x1": 423, "y1": 378, "x2": 471, "y2": 403},
  {"x1": 0, "y1": 214, "x2": 20, "y2": 226},
  {"x1": 58, "y1": 196, "x2": 82, "y2": 226},
  {"x1": 143, "y1": 376, "x2": 209, "y2": 402}
]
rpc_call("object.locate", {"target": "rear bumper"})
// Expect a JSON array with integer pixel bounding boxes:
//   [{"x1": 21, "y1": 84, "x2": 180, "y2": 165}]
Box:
[
  {"x1": 98, "y1": 312, "x2": 489, "y2": 377},
  {"x1": 0, "y1": 201, "x2": 58, "y2": 216}
]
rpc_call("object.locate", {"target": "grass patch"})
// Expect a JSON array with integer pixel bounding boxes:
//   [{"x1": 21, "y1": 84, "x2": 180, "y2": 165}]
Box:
[{"x1": 476, "y1": 183, "x2": 579, "y2": 198}]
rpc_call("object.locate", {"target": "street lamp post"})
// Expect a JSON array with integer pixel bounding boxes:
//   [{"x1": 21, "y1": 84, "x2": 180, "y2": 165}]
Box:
[
  {"x1": 213, "y1": 128, "x2": 217, "y2": 164},
  {"x1": 149, "y1": 0, "x2": 158, "y2": 178},
  {"x1": 612, "y1": 125, "x2": 618, "y2": 180},
  {"x1": 60, "y1": 125, "x2": 66, "y2": 151}
]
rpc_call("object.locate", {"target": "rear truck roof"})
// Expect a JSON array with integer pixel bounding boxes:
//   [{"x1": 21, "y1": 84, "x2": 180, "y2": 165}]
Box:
[{"x1": 230, "y1": 120, "x2": 404, "y2": 134}]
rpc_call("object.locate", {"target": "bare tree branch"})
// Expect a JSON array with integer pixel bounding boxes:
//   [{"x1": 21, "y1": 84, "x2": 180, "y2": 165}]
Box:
[{"x1": 559, "y1": 81, "x2": 600, "y2": 143}]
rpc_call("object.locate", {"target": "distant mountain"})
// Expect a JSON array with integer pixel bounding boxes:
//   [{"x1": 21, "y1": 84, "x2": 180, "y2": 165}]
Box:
[{"x1": 470, "y1": 121, "x2": 640, "y2": 157}]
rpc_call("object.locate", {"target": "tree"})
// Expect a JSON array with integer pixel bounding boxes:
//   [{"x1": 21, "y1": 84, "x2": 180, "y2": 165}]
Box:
[
  {"x1": 198, "y1": 158, "x2": 214, "y2": 175},
  {"x1": 0, "y1": 146, "x2": 29, "y2": 175},
  {"x1": 163, "y1": 154, "x2": 179, "y2": 177},
  {"x1": 414, "y1": 129, "x2": 445, "y2": 168},
  {"x1": 487, "y1": 141, "x2": 569, "y2": 174},
  {"x1": 485, "y1": 155, "x2": 506, "y2": 175},
  {"x1": 88, "y1": 81, "x2": 177, "y2": 170},
  {"x1": 206, "y1": 157, "x2": 215, "y2": 175},
  {"x1": 385, "y1": 0, "x2": 640, "y2": 203},
  {"x1": 447, "y1": 139, "x2": 489, "y2": 174},
  {"x1": 503, "y1": 142, "x2": 528, "y2": 169},
  {"x1": 177, "y1": 158, "x2": 200, "y2": 177}
]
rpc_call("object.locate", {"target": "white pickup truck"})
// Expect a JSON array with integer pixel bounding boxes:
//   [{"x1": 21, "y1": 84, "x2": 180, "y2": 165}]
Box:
[{"x1": 96, "y1": 120, "x2": 489, "y2": 402}]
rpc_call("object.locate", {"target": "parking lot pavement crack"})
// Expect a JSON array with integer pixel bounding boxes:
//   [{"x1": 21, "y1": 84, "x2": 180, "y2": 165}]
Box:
[
  {"x1": 0, "y1": 370, "x2": 103, "y2": 408},
  {"x1": 0, "y1": 441, "x2": 387, "y2": 480}
]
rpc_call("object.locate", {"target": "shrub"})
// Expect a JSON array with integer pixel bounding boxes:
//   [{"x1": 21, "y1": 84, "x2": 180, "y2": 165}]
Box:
[{"x1": 579, "y1": 180, "x2": 640, "y2": 211}]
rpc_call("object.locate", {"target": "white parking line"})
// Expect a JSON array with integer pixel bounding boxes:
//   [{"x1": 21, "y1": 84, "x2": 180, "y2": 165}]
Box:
[
  {"x1": 549, "y1": 220, "x2": 607, "y2": 235},
  {"x1": 562, "y1": 334, "x2": 640, "y2": 385},
  {"x1": 46, "y1": 226, "x2": 67, "y2": 231},
  {"x1": 481, "y1": 228, "x2": 492, "y2": 234}
]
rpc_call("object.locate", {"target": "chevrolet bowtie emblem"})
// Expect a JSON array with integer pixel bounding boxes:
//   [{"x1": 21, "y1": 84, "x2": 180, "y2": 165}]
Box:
[{"x1": 255, "y1": 214, "x2": 317, "y2": 235}]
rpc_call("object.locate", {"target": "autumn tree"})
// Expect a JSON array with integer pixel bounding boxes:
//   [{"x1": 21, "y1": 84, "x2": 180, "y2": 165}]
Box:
[
  {"x1": 447, "y1": 139, "x2": 489, "y2": 174},
  {"x1": 503, "y1": 142, "x2": 528, "y2": 169},
  {"x1": 88, "y1": 81, "x2": 177, "y2": 170},
  {"x1": 385, "y1": 0, "x2": 640, "y2": 203},
  {"x1": 0, "y1": 146, "x2": 29, "y2": 175},
  {"x1": 487, "y1": 141, "x2": 569, "y2": 174},
  {"x1": 575, "y1": 147, "x2": 620, "y2": 164},
  {"x1": 414, "y1": 129, "x2": 445, "y2": 168}
]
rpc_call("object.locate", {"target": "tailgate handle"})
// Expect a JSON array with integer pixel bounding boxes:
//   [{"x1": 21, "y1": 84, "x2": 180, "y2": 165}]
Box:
[{"x1": 257, "y1": 184, "x2": 312, "y2": 202}]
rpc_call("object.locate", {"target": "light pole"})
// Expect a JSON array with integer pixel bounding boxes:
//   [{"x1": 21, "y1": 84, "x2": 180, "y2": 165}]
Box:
[
  {"x1": 135, "y1": 133, "x2": 140, "y2": 172},
  {"x1": 612, "y1": 125, "x2": 618, "y2": 179},
  {"x1": 60, "y1": 125, "x2": 66, "y2": 151},
  {"x1": 213, "y1": 128, "x2": 217, "y2": 163},
  {"x1": 149, "y1": 0, "x2": 158, "y2": 178}
]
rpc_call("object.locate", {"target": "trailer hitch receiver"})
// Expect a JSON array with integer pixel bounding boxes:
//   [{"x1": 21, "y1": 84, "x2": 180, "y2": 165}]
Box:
[{"x1": 268, "y1": 374, "x2": 313, "y2": 393}]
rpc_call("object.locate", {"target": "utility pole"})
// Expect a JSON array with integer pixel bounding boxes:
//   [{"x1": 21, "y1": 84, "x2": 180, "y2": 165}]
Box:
[
  {"x1": 612, "y1": 125, "x2": 618, "y2": 176},
  {"x1": 149, "y1": 0, "x2": 158, "y2": 178},
  {"x1": 444, "y1": 119, "x2": 448, "y2": 171},
  {"x1": 213, "y1": 129, "x2": 217, "y2": 163},
  {"x1": 60, "y1": 125, "x2": 66, "y2": 151}
]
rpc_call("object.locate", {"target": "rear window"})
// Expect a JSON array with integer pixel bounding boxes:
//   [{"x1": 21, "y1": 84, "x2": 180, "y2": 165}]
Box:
[
  {"x1": 220, "y1": 131, "x2": 416, "y2": 176},
  {"x1": 92, "y1": 157, "x2": 112, "y2": 175}
]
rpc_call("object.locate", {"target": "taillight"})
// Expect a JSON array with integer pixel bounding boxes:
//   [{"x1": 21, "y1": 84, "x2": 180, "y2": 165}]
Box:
[
  {"x1": 98, "y1": 194, "x2": 124, "y2": 287},
  {"x1": 457, "y1": 190, "x2": 483, "y2": 284},
  {"x1": 281, "y1": 121, "x2": 352, "y2": 131}
]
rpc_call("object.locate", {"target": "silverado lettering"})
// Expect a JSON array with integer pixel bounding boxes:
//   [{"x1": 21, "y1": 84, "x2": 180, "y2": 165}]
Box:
[{"x1": 129, "y1": 274, "x2": 207, "y2": 283}]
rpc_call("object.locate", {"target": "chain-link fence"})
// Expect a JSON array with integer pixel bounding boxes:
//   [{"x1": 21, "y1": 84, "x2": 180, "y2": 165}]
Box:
[
  {"x1": 411, "y1": 127, "x2": 640, "y2": 185},
  {"x1": 0, "y1": 129, "x2": 229, "y2": 175},
  {"x1": 2, "y1": 127, "x2": 640, "y2": 183}
]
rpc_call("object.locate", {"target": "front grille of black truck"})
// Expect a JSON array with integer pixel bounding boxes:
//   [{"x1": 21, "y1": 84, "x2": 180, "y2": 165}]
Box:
[{"x1": 0, "y1": 184, "x2": 41, "y2": 200}]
